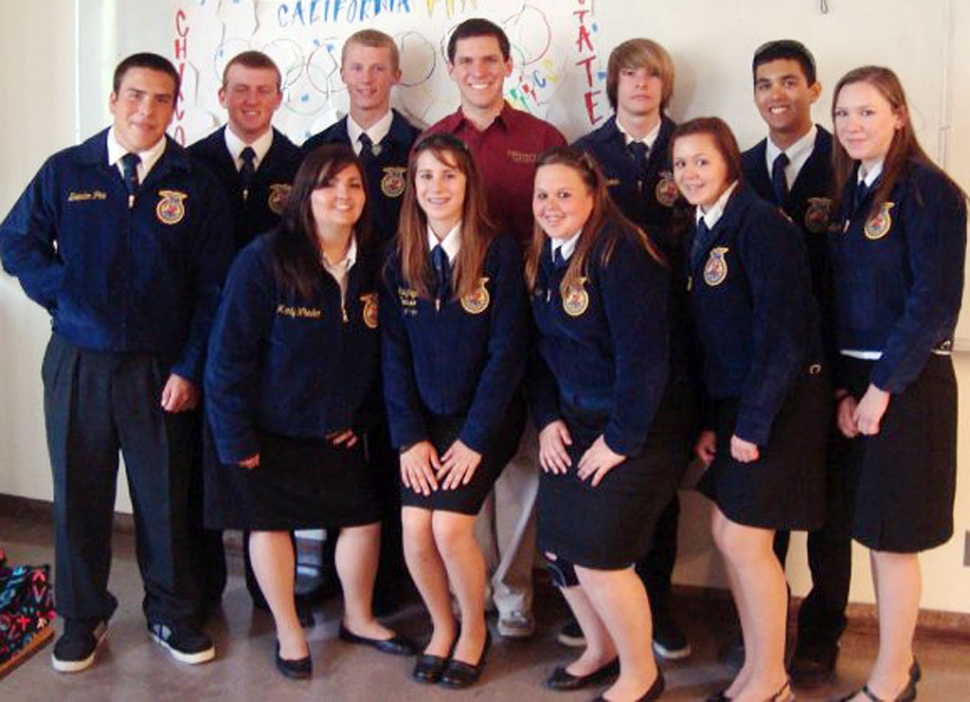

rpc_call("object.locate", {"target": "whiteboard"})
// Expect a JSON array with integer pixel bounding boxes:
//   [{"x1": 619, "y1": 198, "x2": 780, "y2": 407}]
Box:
[{"x1": 76, "y1": 0, "x2": 969, "y2": 346}]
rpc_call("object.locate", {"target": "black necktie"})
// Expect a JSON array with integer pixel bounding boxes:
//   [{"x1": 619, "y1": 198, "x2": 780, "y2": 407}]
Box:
[
  {"x1": 629, "y1": 141, "x2": 649, "y2": 187},
  {"x1": 553, "y1": 247, "x2": 567, "y2": 272},
  {"x1": 690, "y1": 218, "x2": 712, "y2": 270},
  {"x1": 240, "y1": 146, "x2": 256, "y2": 201},
  {"x1": 431, "y1": 244, "x2": 450, "y2": 303},
  {"x1": 853, "y1": 179, "x2": 871, "y2": 214},
  {"x1": 359, "y1": 133, "x2": 375, "y2": 167},
  {"x1": 771, "y1": 152, "x2": 789, "y2": 207},
  {"x1": 121, "y1": 152, "x2": 141, "y2": 208}
]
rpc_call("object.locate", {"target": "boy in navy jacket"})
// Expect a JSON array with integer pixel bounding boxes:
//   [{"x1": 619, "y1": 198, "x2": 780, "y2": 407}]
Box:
[
  {"x1": 0, "y1": 53, "x2": 233, "y2": 672},
  {"x1": 739, "y1": 39, "x2": 850, "y2": 683}
]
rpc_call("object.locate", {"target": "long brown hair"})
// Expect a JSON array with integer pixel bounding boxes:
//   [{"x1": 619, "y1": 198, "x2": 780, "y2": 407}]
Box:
[
  {"x1": 395, "y1": 133, "x2": 493, "y2": 300},
  {"x1": 830, "y1": 66, "x2": 963, "y2": 217},
  {"x1": 525, "y1": 146, "x2": 664, "y2": 293},
  {"x1": 274, "y1": 143, "x2": 371, "y2": 299}
]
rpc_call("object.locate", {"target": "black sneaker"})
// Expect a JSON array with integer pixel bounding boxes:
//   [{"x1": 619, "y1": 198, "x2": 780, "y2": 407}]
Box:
[
  {"x1": 557, "y1": 619, "x2": 586, "y2": 648},
  {"x1": 51, "y1": 618, "x2": 108, "y2": 673},
  {"x1": 652, "y1": 611, "x2": 691, "y2": 660},
  {"x1": 148, "y1": 622, "x2": 216, "y2": 664}
]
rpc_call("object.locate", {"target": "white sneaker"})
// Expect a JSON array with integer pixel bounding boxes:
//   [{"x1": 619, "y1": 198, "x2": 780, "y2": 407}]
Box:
[{"x1": 498, "y1": 610, "x2": 535, "y2": 639}]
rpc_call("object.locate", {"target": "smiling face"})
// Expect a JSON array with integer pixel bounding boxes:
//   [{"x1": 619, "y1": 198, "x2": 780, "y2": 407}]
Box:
[
  {"x1": 834, "y1": 80, "x2": 903, "y2": 171},
  {"x1": 311, "y1": 163, "x2": 366, "y2": 238},
  {"x1": 109, "y1": 67, "x2": 177, "y2": 153},
  {"x1": 340, "y1": 42, "x2": 401, "y2": 116},
  {"x1": 414, "y1": 149, "x2": 467, "y2": 237},
  {"x1": 616, "y1": 65, "x2": 664, "y2": 123},
  {"x1": 219, "y1": 64, "x2": 282, "y2": 143},
  {"x1": 447, "y1": 35, "x2": 512, "y2": 114},
  {"x1": 753, "y1": 58, "x2": 820, "y2": 146},
  {"x1": 672, "y1": 133, "x2": 731, "y2": 210},
  {"x1": 532, "y1": 164, "x2": 595, "y2": 241}
]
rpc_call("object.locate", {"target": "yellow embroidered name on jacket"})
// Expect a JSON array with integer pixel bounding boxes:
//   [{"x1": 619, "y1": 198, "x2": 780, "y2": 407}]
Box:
[
  {"x1": 67, "y1": 191, "x2": 108, "y2": 201},
  {"x1": 276, "y1": 304, "x2": 322, "y2": 319}
]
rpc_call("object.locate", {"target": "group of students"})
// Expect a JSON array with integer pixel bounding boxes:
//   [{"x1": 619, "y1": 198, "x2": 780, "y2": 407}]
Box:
[{"x1": 0, "y1": 15, "x2": 965, "y2": 702}]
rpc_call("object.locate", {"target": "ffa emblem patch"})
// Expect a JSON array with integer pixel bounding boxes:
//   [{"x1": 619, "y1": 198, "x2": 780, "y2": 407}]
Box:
[
  {"x1": 804, "y1": 197, "x2": 833, "y2": 234},
  {"x1": 380, "y1": 167, "x2": 407, "y2": 198},
  {"x1": 156, "y1": 190, "x2": 187, "y2": 225},
  {"x1": 460, "y1": 277, "x2": 490, "y2": 315},
  {"x1": 360, "y1": 293, "x2": 379, "y2": 329},
  {"x1": 864, "y1": 202, "x2": 894, "y2": 240},
  {"x1": 268, "y1": 184, "x2": 291, "y2": 215},
  {"x1": 655, "y1": 172, "x2": 679, "y2": 207},
  {"x1": 562, "y1": 278, "x2": 590, "y2": 317},
  {"x1": 703, "y1": 247, "x2": 730, "y2": 287}
]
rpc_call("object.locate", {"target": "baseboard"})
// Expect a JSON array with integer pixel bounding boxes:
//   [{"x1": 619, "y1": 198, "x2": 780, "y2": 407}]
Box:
[{"x1": 4, "y1": 492, "x2": 969, "y2": 640}]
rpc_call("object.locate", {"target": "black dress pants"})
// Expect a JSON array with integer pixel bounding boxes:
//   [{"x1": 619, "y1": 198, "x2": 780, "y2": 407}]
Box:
[{"x1": 42, "y1": 334, "x2": 201, "y2": 627}]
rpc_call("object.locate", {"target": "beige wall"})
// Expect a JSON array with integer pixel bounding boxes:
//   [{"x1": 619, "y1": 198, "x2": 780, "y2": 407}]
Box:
[{"x1": 1, "y1": 1, "x2": 967, "y2": 612}]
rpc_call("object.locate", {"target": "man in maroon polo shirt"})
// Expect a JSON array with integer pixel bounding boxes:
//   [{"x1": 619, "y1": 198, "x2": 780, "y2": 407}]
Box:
[{"x1": 422, "y1": 17, "x2": 566, "y2": 639}]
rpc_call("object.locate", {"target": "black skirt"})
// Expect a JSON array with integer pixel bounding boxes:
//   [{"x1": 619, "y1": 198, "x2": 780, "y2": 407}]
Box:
[
  {"x1": 537, "y1": 378, "x2": 694, "y2": 571},
  {"x1": 204, "y1": 427, "x2": 383, "y2": 531},
  {"x1": 842, "y1": 355, "x2": 957, "y2": 552},
  {"x1": 697, "y1": 366, "x2": 829, "y2": 531},
  {"x1": 400, "y1": 394, "x2": 526, "y2": 515}
]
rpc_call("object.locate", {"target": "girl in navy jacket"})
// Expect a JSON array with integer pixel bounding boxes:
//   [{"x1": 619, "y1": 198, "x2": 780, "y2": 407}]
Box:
[
  {"x1": 672, "y1": 118, "x2": 828, "y2": 702},
  {"x1": 206, "y1": 145, "x2": 413, "y2": 678},
  {"x1": 526, "y1": 147, "x2": 671, "y2": 701},
  {"x1": 381, "y1": 133, "x2": 527, "y2": 688},
  {"x1": 829, "y1": 66, "x2": 966, "y2": 702}
]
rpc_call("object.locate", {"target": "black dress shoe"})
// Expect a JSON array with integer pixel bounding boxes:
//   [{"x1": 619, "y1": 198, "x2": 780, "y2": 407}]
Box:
[
  {"x1": 338, "y1": 623, "x2": 416, "y2": 656},
  {"x1": 546, "y1": 658, "x2": 620, "y2": 691},
  {"x1": 412, "y1": 653, "x2": 450, "y2": 684},
  {"x1": 591, "y1": 669, "x2": 664, "y2": 701},
  {"x1": 438, "y1": 631, "x2": 491, "y2": 689},
  {"x1": 791, "y1": 639, "x2": 839, "y2": 685},
  {"x1": 274, "y1": 641, "x2": 312, "y2": 680}
]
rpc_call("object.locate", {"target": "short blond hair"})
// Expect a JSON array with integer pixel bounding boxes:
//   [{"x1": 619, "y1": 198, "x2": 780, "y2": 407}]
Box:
[{"x1": 341, "y1": 29, "x2": 400, "y2": 73}]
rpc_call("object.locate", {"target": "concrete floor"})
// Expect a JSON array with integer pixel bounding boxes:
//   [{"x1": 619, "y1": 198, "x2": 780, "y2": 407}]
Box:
[{"x1": 2, "y1": 509, "x2": 968, "y2": 701}]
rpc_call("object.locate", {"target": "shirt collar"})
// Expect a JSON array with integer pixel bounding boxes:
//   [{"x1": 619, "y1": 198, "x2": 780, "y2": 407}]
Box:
[
  {"x1": 551, "y1": 230, "x2": 582, "y2": 262},
  {"x1": 347, "y1": 111, "x2": 394, "y2": 154},
  {"x1": 765, "y1": 124, "x2": 817, "y2": 183},
  {"x1": 224, "y1": 126, "x2": 274, "y2": 169},
  {"x1": 696, "y1": 181, "x2": 739, "y2": 229},
  {"x1": 858, "y1": 160, "x2": 884, "y2": 187},
  {"x1": 616, "y1": 118, "x2": 661, "y2": 150},
  {"x1": 107, "y1": 126, "x2": 166, "y2": 179},
  {"x1": 322, "y1": 235, "x2": 358, "y2": 270},
  {"x1": 427, "y1": 222, "x2": 462, "y2": 262}
]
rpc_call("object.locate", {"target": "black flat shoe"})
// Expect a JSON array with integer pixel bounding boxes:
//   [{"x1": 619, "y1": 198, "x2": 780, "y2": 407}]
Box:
[
  {"x1": 837, "y1": 660, "x2": 920, "y2": 702},
  {"x1": 546, "y1": 658, "x2": 620, "y2": 691},
  {"x1": 274, "y1": 641, "x2": 312, "y2": 680},
  {"x1": 592, "y1": 669, "x2": 664, "y2": 701},
  {"x1": 439, "y1": 631, "x2": 491, "y2": 689},
  {"x1": 412, "y1": 653, "x2": 450, "y2": 684},
  {"x1": 338, "y1": 623, "x2": 416, "y2": 656}
]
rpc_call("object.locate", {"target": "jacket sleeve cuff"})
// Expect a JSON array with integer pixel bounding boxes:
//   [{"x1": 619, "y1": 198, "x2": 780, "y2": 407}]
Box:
[{"x1": 732, "y1": 412, "x2": 771, "y2": 447}]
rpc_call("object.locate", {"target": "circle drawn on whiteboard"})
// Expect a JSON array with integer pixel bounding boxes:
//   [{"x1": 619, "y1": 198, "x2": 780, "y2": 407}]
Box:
[
  {"x1": 503, "y1": 5, "x2": 552, "y2": 67},
  {"x1": 397, "y1": 32, "x2": 436, "y2": 88},
  {"x1": 213, "y1": 38, "x2": 253, "y2": 84},
  {"x1": 261, "y1": 38, "x2": 305, "y2": 90},
  {"x1": 306, "y1": 40, "x2": 341, "y2": 96}
]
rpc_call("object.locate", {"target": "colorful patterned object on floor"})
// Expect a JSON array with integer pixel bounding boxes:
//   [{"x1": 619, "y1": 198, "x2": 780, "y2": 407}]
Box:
[{"x1": 0, "y1": 547, "x2": 57, "y2": 678}]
